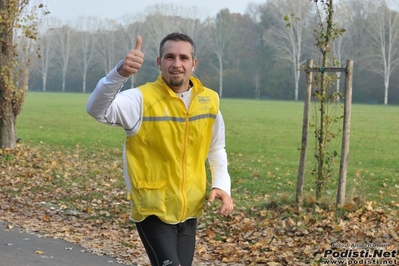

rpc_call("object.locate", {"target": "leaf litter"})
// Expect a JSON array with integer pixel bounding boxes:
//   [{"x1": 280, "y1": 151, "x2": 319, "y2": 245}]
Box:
[{"x1": 1, "y1": 144, "x2": 398, "y2": 265}]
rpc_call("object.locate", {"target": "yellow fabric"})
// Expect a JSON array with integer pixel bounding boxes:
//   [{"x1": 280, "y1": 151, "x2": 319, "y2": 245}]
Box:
[{"x1": 125, "y1": 75, "x2": 219, "y2": 223}]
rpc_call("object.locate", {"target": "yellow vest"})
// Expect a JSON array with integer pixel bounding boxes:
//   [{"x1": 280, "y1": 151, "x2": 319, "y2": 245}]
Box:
[{"x1": 125, "y1": 75, "x2": 219, "y2": 223}]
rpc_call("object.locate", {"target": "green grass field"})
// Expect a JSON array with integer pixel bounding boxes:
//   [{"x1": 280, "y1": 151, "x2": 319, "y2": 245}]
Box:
[{"x1": 16, "y1": 92, "x2": 399, "y2": 208}]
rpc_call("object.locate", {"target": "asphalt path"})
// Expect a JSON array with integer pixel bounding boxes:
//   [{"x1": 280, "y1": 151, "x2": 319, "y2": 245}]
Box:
[{"x1": 0, "y1": 220, "x2": 121, "y2": 266}]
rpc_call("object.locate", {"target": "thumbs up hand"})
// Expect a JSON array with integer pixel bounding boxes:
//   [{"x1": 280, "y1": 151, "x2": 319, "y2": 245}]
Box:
[{"x1": 118, "y1": 35, "x2": 144, "y2": 77}]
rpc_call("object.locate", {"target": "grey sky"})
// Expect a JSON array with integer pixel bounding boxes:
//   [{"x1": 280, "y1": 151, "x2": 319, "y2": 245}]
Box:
[{"x1": 42, "y1": 0, "x2": 266, "y2": 21}]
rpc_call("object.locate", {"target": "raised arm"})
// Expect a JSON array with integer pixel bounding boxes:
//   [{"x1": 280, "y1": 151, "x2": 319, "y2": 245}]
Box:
[{"x1": 86, "y1": 36, "x2": 144, "y2": 131}]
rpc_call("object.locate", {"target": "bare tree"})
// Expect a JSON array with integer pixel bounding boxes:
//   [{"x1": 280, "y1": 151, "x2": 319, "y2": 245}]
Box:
[
  {"x1": 207, "y1": 9, "x2": 234, "y2": 98},
  {"x1": 264, "y1": 0, "x2": 312, "y2": 101},
  {"x1": 52, "y1": 20, "x2": 73, "y2": 91},
  {"x1": 363, "y1": 0, "x2": 399, "y2": 105},
  {"x1": 34, "y1": 17, "x2": 55, "y2": 92},
  {"x1": 330, "y1": 1, "x2": 354, "y2": 94},
  {"x1": 74, "y1": 16, "x2": 98, "y2": 93},
  {"x1": 96, "y1": 18, "x2": 123, "y2": 75},
  {"x1": 246, "y1": 3, "x2": 264, "y2": 99},
  {"x1": 14, "y1": 26, "x2": 36, "y2": 92}
]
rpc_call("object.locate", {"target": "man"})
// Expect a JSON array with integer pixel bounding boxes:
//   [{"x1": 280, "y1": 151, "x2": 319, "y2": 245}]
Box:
[{"x1": 86, "y1": 32, "x2": 233, "y2": 266}]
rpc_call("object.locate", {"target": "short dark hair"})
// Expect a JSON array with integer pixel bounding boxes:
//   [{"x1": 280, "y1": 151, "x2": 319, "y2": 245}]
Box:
[{"x1": 159, "y1": 32, "x2": 196, "y2": 59}]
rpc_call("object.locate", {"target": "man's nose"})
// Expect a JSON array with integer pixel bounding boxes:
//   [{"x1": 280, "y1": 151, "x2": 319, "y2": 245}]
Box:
[{"x1": 172, "y1": 59, "x2": 182, "y2": 67}]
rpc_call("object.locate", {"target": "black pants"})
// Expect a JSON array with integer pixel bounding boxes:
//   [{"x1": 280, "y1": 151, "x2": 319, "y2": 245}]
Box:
[{"x1": 135, "y1": 215, "x2": 197, "y2": 266}]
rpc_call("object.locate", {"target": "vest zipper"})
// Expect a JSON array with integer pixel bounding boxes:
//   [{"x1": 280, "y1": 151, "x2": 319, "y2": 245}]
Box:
[
  {"x1": 179, "y1": 91, "x2": 200, "y2": 220},
  {"x1": 179, "y1": 111, "x2": 190, "y2": 221}
]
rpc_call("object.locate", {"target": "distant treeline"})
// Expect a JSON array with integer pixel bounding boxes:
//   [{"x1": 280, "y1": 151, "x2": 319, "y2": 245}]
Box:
[{"x1": 24, "y1": 0, "x2": 399, "y2": 104}]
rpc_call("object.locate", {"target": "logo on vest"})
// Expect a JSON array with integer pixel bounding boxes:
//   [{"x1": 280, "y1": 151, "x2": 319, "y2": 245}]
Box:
[
  {"x1": 163, "y1": 107, "x2": 170, "y2": 116},
  {"x1": 198, "y1": 96, "x2": 212, "y2": 112},
  {"x1": 198, "y1": 96, "x2": 211, "y2": 104}
]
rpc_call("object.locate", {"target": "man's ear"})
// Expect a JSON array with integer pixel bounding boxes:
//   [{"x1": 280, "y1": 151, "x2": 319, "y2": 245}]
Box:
[
  {"x1": 192, "y1": 58, "x2": 197, "y2": 71},
  {"x1": 156, "y1": 57, "x2": 161, "y2": 68}
]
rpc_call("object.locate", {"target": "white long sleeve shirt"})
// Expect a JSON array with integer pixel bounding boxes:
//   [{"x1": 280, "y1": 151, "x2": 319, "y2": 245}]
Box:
[{"x1": 86, "y1": 62, "x2": 231, "y2": 195}]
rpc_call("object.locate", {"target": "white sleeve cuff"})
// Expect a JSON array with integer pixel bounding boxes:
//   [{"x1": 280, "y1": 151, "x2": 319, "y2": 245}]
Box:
[{"x1": 208, "y1": 148, "x2": 231, "y2": 196}]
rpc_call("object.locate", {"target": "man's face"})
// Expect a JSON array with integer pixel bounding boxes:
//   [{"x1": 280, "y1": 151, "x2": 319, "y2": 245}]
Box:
[{"x1": 157, "y1": 40, "x2": 197, "y2": 93}]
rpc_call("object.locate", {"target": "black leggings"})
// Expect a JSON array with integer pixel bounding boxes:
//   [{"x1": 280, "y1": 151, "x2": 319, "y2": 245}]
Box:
[{"x1": 135, "y1": 215, "x2": 197, "y2": 266}]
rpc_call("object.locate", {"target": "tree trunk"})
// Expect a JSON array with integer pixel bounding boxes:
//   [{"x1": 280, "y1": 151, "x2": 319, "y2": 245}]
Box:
[
  {"x1": 0, "y1": 104, "x2": 17, "y2": 149},
  {"x1": 0, "y1": 67, "x2": 19, "y2": 148},
  {"x1": 315, "y1": 0, "x2": 334, "y2": 200},
  {"x1": 294, "y1": 64, "x2": 300, "y2": 101},
  {"x1": 43, "y1": 72, "x2": 47, "y2": 91},
  {"x1": 384, "y1": 79, "x2": 389, "y2": 105},
  {"x1": 82, "y1": 73, "x2": 87, "y2": 93},
  {"x1": 0, "y1": 0, "x2": 28, "y2": 149},
  {"x1": 219, "y1": 57, "x2": 223, "y2": 98}
]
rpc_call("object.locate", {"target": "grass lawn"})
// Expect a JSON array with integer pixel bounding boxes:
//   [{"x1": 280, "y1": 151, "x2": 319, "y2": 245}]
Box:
[
  {"x1": 3, "y1": 92, "x2": 398, "y2": 265},
  {"x1": 16, "y1": 92, "x2": 399, "y2": 208}
]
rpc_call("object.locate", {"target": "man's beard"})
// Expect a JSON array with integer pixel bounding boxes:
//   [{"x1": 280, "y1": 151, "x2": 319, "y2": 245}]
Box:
[{"x1": 169, "y1": 77, "x2": 184, "y2": 88}]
